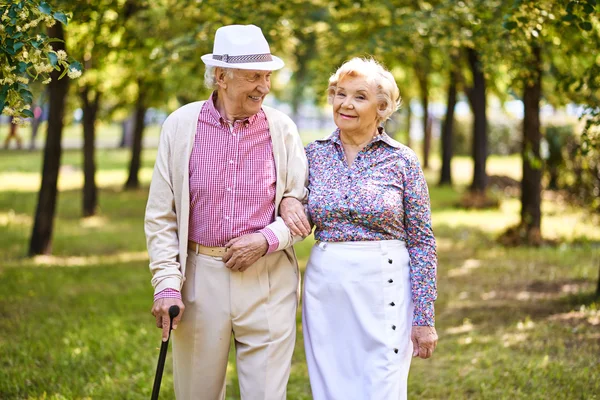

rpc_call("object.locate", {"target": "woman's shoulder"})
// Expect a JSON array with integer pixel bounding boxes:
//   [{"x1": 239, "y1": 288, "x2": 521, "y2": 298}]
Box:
[
  {"x1": 305, "y1": 132, "x2": 337, "y2": 155},
  {"x1": 379, "y1": 134, "x2": 421, "y2": 167}
]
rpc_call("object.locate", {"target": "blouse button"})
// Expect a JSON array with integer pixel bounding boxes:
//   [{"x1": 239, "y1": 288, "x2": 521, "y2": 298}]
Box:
[
  {"x1": 388, "y1": 279, "x2": 393, "y2": 283},
  {"x1": 394, "y1": 348, "x2": 399, "y2": 354},
  {"x1": 392, "y1": 325, "x2": 396, "y2": 330},
  {"x1": 389, "y1": 302, "x2": 395, "y2": 306},
  {"x1": 388, "y1": 259, "x2": 393, "y2": 264}
]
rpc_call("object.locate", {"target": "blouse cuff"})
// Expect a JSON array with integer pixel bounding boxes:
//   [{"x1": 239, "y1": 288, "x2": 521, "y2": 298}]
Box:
[{"x1": 412, "y1": 301, "x2": 435, "y2": 326}]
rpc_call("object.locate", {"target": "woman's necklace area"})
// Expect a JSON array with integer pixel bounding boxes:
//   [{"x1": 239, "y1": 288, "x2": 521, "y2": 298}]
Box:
[{"x1": 340, "y1": 132, "x2": 378, "y2": 150}]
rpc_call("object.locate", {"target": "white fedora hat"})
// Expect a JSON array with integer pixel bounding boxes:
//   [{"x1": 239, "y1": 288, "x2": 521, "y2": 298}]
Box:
[{"x1": 201, "y1": 25, "x2": 284, "y2": 71}]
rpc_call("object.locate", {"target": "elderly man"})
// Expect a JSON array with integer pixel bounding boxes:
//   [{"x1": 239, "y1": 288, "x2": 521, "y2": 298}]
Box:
[{"x1": 145, "y1": 25, "x2": 308, "y2": 399}]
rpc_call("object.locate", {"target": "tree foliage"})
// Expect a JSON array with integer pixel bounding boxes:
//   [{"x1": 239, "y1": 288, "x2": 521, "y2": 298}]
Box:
[{"x1": 0, "y1": 0, "x2": 81, "y2": 122}]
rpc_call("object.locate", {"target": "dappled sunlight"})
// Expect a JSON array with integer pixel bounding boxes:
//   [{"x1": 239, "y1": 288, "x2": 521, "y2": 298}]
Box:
[
  {"x1": 432, "y1": 194, "x2": 600, "y2": 242},
  {"x1": 448, "y1": 259, "x2": 482, "y2": 277},
  {"x1": 80, "y1": 215, "x2": 108, "y2": 228},
  {"x1": 516, "y1": 319, "x2": 536, "y2": 331},
  {"x1": 459, "y1": 336, "x2": 474, "y2": 345},
  {"x1": 31, "y1": 251, "x2": 148, "y2": 267},
  {"x1": 481, "y1": 291, "x2": 497, "y2": 300},
  {"x1": 0, "y1": 168, "x2": 154, "y2": 193},
  {"x1": 501, "y1": 332, "x2": 529, "y2": 348},
  {"x1": 433, "y1": 209, "x2": 520, "y2": 234},
  {"x1": 425, "y1": 155, "x2": 522, "y2": 186},
  {"x1": 548, "y1": 306, "x2": 600, "y2": 326},
  {"x1": 0, "y1": 209, "x2": 31, "y2": 227},
  {"x1": 446, "y1": 319, "x2": 474, "y2": 335},
  {"x1": 0, "y1": 173, "x2": 41, "y2": 192}
]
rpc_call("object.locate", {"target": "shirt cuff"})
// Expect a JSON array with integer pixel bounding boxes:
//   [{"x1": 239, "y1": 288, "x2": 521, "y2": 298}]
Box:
[
  {"x1": 258, "y1": 227, "x2": 279, "y2": 254},
  {"x1": 154, "y1": 288, "x2": 182, "y2": 302},
  {"x1": 412, "y1": 301, "x2": 435, "y2": 326}
]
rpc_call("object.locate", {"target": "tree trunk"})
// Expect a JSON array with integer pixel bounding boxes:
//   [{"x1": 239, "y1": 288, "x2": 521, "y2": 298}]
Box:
[
  {"x1": 81, "y1": 86, "x2": 101, "y2": 217},
  {"x1": 124, "y1": 82, "x2": 147, "y2": 190},
  {"x1": 417, "y1": 71, "x2": 430, "y2": 169},
  {"x1": 405, "y1": 99, "x2": 412, "y2": 148},
  {"x1": 290, "y1": 30, "x2": 315, "y2": 124},
  {"x1": 29, "y1": 24, "x2": 69, "y2": 256},
  {"x1": 466, "y1": 48, "x2": 488, "y2": 192},
  {"x1": 520, "y1": 45, "x2": 542, "y2": 241},
  {"x1": 439, "y1": 64, "x2": 458, "y2": 186}
]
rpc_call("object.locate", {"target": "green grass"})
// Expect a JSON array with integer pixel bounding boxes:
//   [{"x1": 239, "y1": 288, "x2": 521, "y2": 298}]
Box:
[{"x1": 0, "y1": 143, "x2": 599, "y2": 399}]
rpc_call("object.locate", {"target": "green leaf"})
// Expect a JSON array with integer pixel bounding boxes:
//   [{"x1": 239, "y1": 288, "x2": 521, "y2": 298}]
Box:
[
  {"x1": 579, "y1": 21, "x2": 593, "y2": 31},
  {"x1": 503, "y1": 21, "x2": 517, "y2": 30},
  {"x1": 39, "y1": 2, "x2": 52, "y2": 15},
  {"x1": 58, "y1": 67, "x2": 68, "y2": 80},
  {"x1": 562, "y1": 14, "x2": 576, "y2": 22},
  {"x1": 22, "y1": 109, "x2": 34, "y2": 118},
  {"x1": 22, "y1": 93, "x2": 33, "y2": 104},
  {"x1": 13, "y1": 42, "x2": 24, "y2": 52},
  {"x1": 0, "y1": 87, "x2": 7, "y2": 106},
  {"x1": 53, "y1": 12, "x2": 68, "y2": 25},
  {"x1": 566, "y1": 1, "x2": 576, "y2": 14},
  {"x1": 48, "y1": 52, "x2": 58, "y2": 67},
  {"x1": 17, "y1": 62, "x2": 28, "y2": 74},
  {"x1": 588, "y1": 0, "x2": 597, "y2": 6},
  {"x1": 70, "y1": 61, "x2": 83, "y2": 72},
  {"x1": 583, "y1": 4, "x2": 595, "y2": 13}
]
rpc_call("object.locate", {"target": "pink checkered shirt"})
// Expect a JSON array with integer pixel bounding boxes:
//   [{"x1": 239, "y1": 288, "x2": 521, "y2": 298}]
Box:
[{"x1": 155, "y1": 94, "x2": 279, "y2": 302}]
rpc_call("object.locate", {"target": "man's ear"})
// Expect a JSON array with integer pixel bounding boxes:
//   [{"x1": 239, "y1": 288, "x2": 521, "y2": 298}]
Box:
[{"x1": 215, "y1": 67, "x2": 228, "y2": 89}]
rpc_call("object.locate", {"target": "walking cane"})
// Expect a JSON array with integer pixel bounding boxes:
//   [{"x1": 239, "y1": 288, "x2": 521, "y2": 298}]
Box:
[{"x1": 151, "y1": 305, "x2": 180, "y2": 400}]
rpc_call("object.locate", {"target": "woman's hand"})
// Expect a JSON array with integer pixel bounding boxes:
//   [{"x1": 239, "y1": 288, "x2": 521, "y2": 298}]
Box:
[
  {"x1": 280, "y1": 197, "x2": 311, "y2": 237},
  {"x1": 411, "y1": 326, "x2": 438, "y2": 359}
]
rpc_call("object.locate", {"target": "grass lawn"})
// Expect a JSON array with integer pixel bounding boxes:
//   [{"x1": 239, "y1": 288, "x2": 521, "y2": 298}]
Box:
[{"x1": 0, "y1": 142, "x2": 599, "y2": 399}]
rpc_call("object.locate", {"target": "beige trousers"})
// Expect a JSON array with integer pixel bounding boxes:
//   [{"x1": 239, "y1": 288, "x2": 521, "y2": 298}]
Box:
[{"x1": 172, "y1": 249, "x2": 299, "y2": 400}]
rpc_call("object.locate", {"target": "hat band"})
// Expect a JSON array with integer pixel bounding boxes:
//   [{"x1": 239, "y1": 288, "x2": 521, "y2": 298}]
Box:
[{"x1": 212, "y1": 53, "x2": 273, "y2": 64}]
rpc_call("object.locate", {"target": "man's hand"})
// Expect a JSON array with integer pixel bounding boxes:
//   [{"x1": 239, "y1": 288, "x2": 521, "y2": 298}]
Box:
[
  {"x1": 280, "y1": 197, "x2": 311, "y2": 237},
  {"x1": 151, "y1": 297, "x2": 185, "y2": 342},
  {"x1": 223, "y1": 233, "x2": 268, "y2": 272},
  {"x1": 411, "y1": 326, "x2": 438, "y2": 359}
]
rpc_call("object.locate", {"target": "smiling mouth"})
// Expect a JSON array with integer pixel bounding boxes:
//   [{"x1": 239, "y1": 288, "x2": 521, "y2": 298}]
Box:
[
  {"x1": 249, "y1": 95, "x2": 262, "y2": 101},
  {"x1": 339, "y1": 113, "x2": 357, "y2": 119}
]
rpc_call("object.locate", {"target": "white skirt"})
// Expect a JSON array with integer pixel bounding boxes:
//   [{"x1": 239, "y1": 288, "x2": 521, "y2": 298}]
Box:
[{"x1": 302, "y1": 240, "x2": 414, "y2": 400}]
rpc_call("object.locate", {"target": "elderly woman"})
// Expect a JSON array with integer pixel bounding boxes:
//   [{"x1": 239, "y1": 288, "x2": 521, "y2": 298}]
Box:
[{"x1": 281, "y1": 58, "x2": 438, "y2": 399}]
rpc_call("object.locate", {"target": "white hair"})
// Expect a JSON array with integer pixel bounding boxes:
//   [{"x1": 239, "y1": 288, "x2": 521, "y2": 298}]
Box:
[
  {"x1": 327, "y1": 57, "x2": 401, "y2": 124},
  {"x1": 204, "y1": 66, "x2": 235, "y2": 90}
]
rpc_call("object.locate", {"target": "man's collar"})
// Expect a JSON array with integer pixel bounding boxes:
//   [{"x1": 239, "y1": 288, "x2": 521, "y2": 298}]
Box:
[{"x1": 207, "y1": 91, "x2": 259, "y2": 126}]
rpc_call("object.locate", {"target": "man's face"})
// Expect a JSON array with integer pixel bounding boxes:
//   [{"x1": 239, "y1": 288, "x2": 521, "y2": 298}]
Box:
[{"x1": 218, "y1": 68, "x2": 272, "y2": 120}]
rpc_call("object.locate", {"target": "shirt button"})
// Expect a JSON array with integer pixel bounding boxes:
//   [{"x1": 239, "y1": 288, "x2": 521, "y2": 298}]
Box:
[
  {"x1": 393, "y1": 348, "x2": 399, "y2": 354},
  {"x1": 229, "y1": 160, "x2": 234, "y2": 164},
  {"x1": 392, "y1": 325, "x2": 396, "y2": 330},
  {"x1": 232, "y1": 133, "x2": 237, "y2": 137},
  {"x1": 225, "y1": 216, "x2": 230, "y2": 220},
  {"x1": 389, "y1": 302, "x2": 395, "y2": 306},
  {"x1": 388, "y1": 279, "x2": 393, "y2": 283},
  {"x1": 227, "y1": 187, "x2": 232, "y2": 192},
  {"x1": 388, "y1": 259, "x2": 393, "y2": 264}
]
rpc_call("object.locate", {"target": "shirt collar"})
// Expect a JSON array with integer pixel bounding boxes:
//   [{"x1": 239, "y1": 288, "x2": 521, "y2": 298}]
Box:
[
  {"x1": 206, "y1": 91, "x2": 259, "y2": 127},
  {"x1": 317, "y1": 127, "x2": 402, "y2": 149}
]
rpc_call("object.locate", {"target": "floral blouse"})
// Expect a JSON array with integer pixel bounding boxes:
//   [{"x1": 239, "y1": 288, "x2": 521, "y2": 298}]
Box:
[{"x1": 305, "y1": 129, "x2": 437, "y2": 326}]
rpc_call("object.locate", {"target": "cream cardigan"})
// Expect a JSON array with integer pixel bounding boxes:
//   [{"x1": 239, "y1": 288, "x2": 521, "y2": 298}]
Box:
[{"x1": 145, "y1": 101, "x2": 308, "y2": 295}]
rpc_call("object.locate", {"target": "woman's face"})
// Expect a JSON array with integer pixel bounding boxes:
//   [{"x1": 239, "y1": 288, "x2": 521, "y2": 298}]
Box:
[{"x1": 332, "y1": 75, "x2": 379, "y2": 137}]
